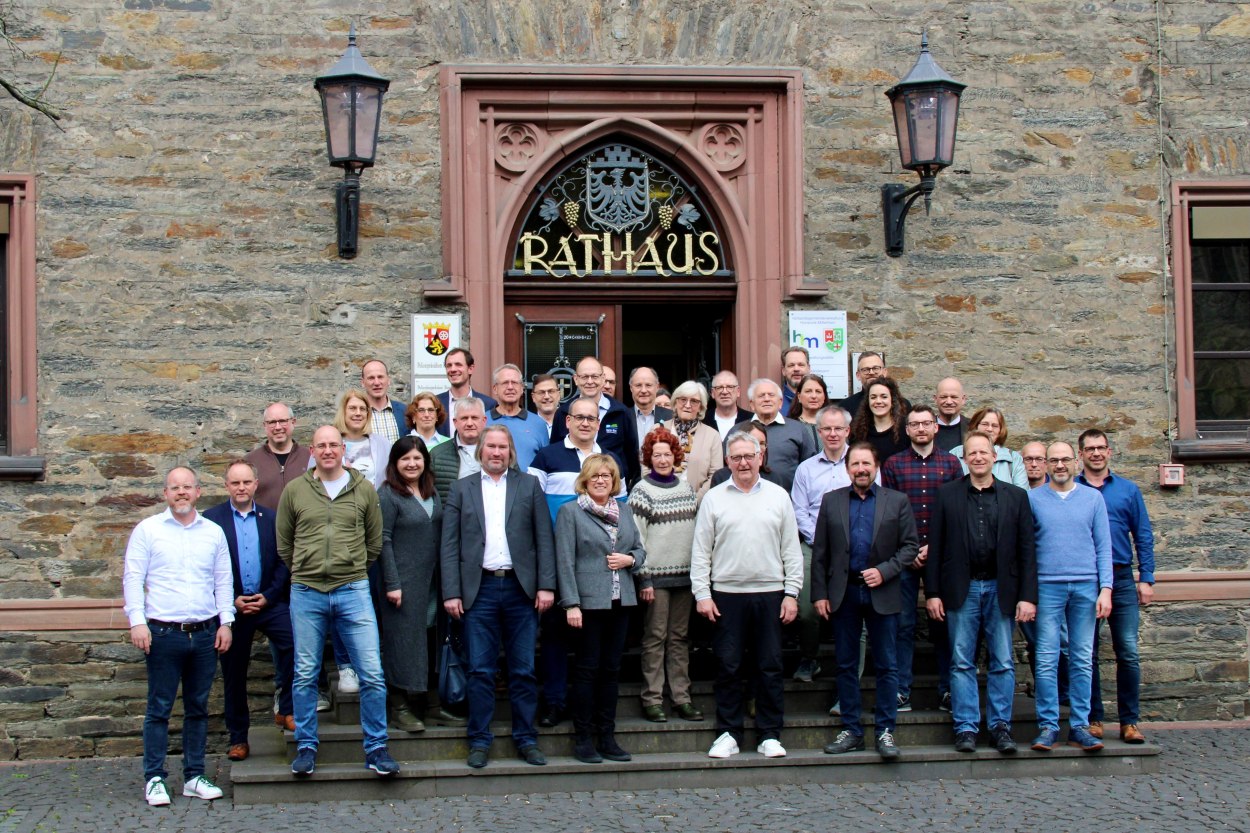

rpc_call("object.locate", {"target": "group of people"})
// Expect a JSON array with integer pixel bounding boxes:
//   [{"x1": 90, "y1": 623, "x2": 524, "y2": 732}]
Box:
[{"x1": 122, "y1": 346, "x2": 1154, "y2": 805}]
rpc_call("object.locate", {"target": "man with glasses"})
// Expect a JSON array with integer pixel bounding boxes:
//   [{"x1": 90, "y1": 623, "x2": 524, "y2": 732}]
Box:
[
  {"x1": 881, "y1": 405, "x2": 965, "y2": 712},
  {"x1": 487, "y1": 364, "x2": 549, "y2": 470},
  {"x1": 1027, "y1": 441, "x2": 1113, "y2": 753},
  {"x1": 530, "y1": 373, "x2": 561, "y2": 439},
  {"x1": 1022, "y1": 441, "x2": 1049, "y2": 489},
  {"x1": 602, "y1": 365, "x2": 618, "y2": 399},
  {"x1": 839, "y1": 351, "x2": 892, "y2": 417},
  {"x1": 732, "y1": 378, "x2": 815, "y2": 492},
  {"x1": 702, "y1": 370, "x2": 752, "y2": 441},
  {"x1": 693, "y1": 431, "x2": 803, "y2": 760},
  {"x1": 1077, "y1": 429, "x2": 1154, "y2": 745},
  {"x1": 550, "y1": 356, "x2": 639, "y2": 485},
  {"x1": 933, "y1": 377, "x2": 968, "y2": 452},
  {"x1": 277, "y1": 426, "x2": 396, "y2": 778},
  {"x1": 246, "y1": 402, "x2": 311, "y2": 511}
]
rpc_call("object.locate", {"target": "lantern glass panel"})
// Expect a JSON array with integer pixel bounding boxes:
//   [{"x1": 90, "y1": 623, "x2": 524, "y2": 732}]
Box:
[
  {"x1": 321, "y1": 81, "x2": 355, "y2": 162},
  {"x1": 892, "y1": 96, "x2": 912, "y2": 168},
  {"x1": 906, "y1": 89, "x2": 941, "y2": 165},
  {"x1": 353, "y1": 85, "x2": 382, "y2": 162},
  {"x1": 938, "y1": 88, "x2": 960, "y2": 162}
]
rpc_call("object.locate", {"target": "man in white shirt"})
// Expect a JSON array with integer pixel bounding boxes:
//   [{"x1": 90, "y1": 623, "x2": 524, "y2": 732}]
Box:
[
  {"x1": 123, "y1": 466, "x2": 235, "y2": 807},
  {"x1": 629, "y1": 366, "x2": 672, "y2": 441},
  {"x1": 703, "y1": 370, "x2": 752, "y2": 440}
]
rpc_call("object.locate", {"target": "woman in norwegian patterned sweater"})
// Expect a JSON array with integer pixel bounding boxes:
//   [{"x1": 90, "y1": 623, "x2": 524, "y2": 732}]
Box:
[{"x1": 629, "y1": 426, "x2": 704, "y2": 724}]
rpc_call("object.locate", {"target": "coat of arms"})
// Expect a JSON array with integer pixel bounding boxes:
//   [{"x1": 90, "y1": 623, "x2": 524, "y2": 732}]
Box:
[
  {"x1": 424, "y1": 322, "x2": 450, "y2": 356},
  {"x1": 584, "y1": 145, "x2": 650, "y2": 233}
]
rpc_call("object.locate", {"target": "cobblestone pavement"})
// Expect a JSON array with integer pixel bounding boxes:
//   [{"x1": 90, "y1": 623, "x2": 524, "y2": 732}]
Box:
[{"x1": 2, "y1": 727, "x2": 1248, "y2": 833}]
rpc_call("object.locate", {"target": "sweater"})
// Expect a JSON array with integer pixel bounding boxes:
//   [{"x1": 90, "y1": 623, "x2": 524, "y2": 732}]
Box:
[
  {"x1": 1027, "y1": 483, "x2": 1113, "y2": 589},
  {"x1": 276, "y1": 468, "x2": 383, "y2": 593},
  {"x1": 628, "y1": 475, "x2": 698, "y2": 590},
  {"x1": 690, "y1": 477, "x2": 803, "y2": 600}
]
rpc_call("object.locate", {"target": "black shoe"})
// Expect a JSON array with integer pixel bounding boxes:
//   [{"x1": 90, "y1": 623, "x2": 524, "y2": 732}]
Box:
[
  {"x1": 517, "y1": 744, "x2": 547, "y2": 766},
  {"x1": 991, "y1": 723, "x2": 1017, "y2": 754},
  {"x1": 573, "y1": 739, "x2": 602, "y2": 764},
  {"x1": 938, "y1": 692, "x2": 952, "y2": 712},
  {"x1": 466, "y1": 747, "x2": 489, "y2": 769},
  {"x1": 539, "y1": 704, "x2": 567, "y2": 728},
  {"x1": 954, "y1": 731, "x2": 977, "y2": 753},
  {"x1": 597, "y1": 736, "x2": 631, "y2": 762},
  {"x1": 823, "y1": 730, "x2": 865, "y2": 755},
  {"x1": 875, "y1": 730, "x2": 901, "y2": 760}
]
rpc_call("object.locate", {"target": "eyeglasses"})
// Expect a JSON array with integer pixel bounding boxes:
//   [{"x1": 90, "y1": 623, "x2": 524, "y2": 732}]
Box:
[
  {"x1": 727, "y1": 453, "x2": 758, "y2": 463},
  {"x1": 264, "y1": 418, "x2": 293, "y2": 426},
  {"x1": 1047, "y1": 457, "x2": 1075, "y2": 465},
  {"x1": 1081, "y1": 445, "x2": 1109, "y2": 454},
  {"x1": 712, "y1": 384, "x2": 738, "y2": 391},
  {"x1": 568, "y1": 414, "x2": 599, "y2": 424},
  {"x1": 858, "y1": 365, "x2": 885, "y2": 374},
  {"x1": 1023, "y1": 456, "x2": 1047, "y2": 464},
  {"x1": 906, "y1": 420, "x2": 936, "y2": 429},
  {"x1": 818, "y1": 425, "x2": 849, "y2": 434},
  {"x1": 576, "y1": 373, "x2": 603, "y2": 381},
  {"x1": 312, "y1": 442, "x2": 343, "y2": 451},
  {"x1": 588, "y1": 472, "x2": 614, "y2": 481},
  {"x1": 414, "y1": 407, "x2": 438, "y2": 415}
]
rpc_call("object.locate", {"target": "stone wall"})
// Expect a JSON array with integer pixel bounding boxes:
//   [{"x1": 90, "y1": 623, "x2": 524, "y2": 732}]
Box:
[{"x1": 0, "y1": 0, "x2": 1246, "y2": 757}]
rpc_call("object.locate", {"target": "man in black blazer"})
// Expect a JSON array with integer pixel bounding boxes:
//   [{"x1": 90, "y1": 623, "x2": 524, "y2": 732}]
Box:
[
  {"x1": 812, "y1": 442, "x2": 918, "y2": 760},
  {"x1": 441, "y1": 425, "x2": 557, "y2": 769},
  {"x1": 925, "y1": 431, "x2": 1037, "y2": 754},
  {"x1": 203, "y1": 459, "x2": 295, "y2": 762},
  {"x1": 550, "y1": 356, "x2": 640, "y2": 485}
]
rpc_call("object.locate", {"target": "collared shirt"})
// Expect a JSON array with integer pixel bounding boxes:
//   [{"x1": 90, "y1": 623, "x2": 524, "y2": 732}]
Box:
[
  {"x1": 1076, "y1": 470, "x2": 1156, "y2": 583},
  {"x1": 791, "y1": 447, "x2": 851, "y2": 544},
  {"x1": 635, "y1": 406, "x2": 658, "y2": 443},
  {"x1": 231, "y1": 502, "x2": 262, "y2": 595},
  {"x1": 371, "y1": 403, "x2": 401, "y2": 444},
  {"x1": 480, "y1": 470, "x2": 512, "y2": 570},
  {"x1": 122, "y1": 508, "x2": 235, "y2": 627},
  {"x1": 881, "y1": 445, "x2": 964, "y2": 546},
  {"x1": 727, "y1": 475, "x2": 763, "y2": 495},
  {"x1": 487, "y1": 407, "x2": 549, "y2": 470},
  {"x1": 966, "y1": 479, "x2": 999, "y2": 578},
  {"x1": 848, "y1": 484, "x2": 877, "y2": 573},
  {"x1": 455, "y1": 436, "x2": 481, "y2": 478}
]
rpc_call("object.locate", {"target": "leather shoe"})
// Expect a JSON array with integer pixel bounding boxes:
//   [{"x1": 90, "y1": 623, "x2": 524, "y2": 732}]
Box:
[
  {"x1": 642, "y1": 704, "x2": 667, "y2": 722},
  {"x1": 227, "y1": 742, "x2": 250, "y2": 761},
  {"x1": 1120, "y1": 723, "x2": 1146, "y2": 744},
  {"x1": 674, "y1": 702, "x2": 704, "y2": 721},
  {"x1": 466, "y1": 747, "x2": 489, "y2": 769},
  {"x1": 274, "y1": 713, "x2": 295, "y2": 731},
  {"x1": 823, "y1": 730, "x2": 865, "y2": 755},
  {"x1": 517, "y1": 744, "x2": 547, "y2": 766},
  {"x1": 430, "y1": 708, "x2": 467, "y2": 727},
  {"x1": 573, "y1": 739, "x2": 602, "y2": 764},
  {"x1": 597, "y1": 736, "x2": 631, "y2": 762},
  {"x1": 954, "y1": 731, "x2": 977, "y2": 753},
  {"x1": 1088, "y1": 720, "x2": 1104, "y2": 739},
  {"x1": 538, "y1": 704, "x2": 567, "y2": 728}
]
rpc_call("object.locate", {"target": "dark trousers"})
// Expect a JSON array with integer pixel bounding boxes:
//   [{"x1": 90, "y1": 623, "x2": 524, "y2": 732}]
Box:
[
  {"x1": 220, "y1": 601, "x2": 295, "y2": 744},
  {"x1": 833, "y1": 584, "x2": 899, "y2": 737},
  {"x1": 462, "y1": 572, "x2": 540, "y2": 750},
  {"x1": 898, "y1": 567, "x2": 951, "y2": 697},
  {"x1": 143, "y1": 625, "x2": 218, "y2": 782},
  {"x1": 539, "y1": 605, "x2": 569, "y2": 708},
  {"x1": 711, "y1": 589, "x2": 785, "y2": 744},
  {"x1": 570, "y1": 603, "x2": 631, "y2": 739}
]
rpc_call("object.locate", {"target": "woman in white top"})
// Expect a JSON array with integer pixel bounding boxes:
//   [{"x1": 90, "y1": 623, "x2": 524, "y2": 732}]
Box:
[
  {"x1": 404, "y1": 391, "x2": 451, "y2": 450},
  {"x1": 331, "y1": 388, "x2": 392, "y2": 488}
]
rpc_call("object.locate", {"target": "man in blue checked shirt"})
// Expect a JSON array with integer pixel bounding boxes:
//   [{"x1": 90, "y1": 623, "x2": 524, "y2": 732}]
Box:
[{"x1": 1076, "y1": 428, "x2": 1154, "y2": 745}]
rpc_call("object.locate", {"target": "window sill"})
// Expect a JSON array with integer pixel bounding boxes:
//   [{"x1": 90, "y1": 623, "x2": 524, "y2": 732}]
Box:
[
  {"x1": 0, "y1": 456, "x2": 46, "y2": 480},
  {"x1": 1171, "y1": 438, "x2": 1250, "y2": 462}
]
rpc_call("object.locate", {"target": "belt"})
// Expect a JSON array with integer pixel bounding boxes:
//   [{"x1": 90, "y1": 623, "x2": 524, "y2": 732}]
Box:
[
  {"x1": 483, "y1": 568, "x2": 514, "y2": 577},
  {"x1": 148, "y1": 617, "x2": 218, "y2": 633}
]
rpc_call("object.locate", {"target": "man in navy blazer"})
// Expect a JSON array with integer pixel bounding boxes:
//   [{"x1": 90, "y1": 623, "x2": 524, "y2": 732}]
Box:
[
  {"x1": 441, "y1": 425, "x2": 557, "y2": 769},
  {"x1": 435, "y1": 348, "x2": 497, "y2": 436},
  {"x1": 812, "y1": 441, "x2": 918, "y2": 760},
  {"x1": 203, "y1": 459, "x2": 295, "y2": 761},
  {"x1": 361, "y1": 359, "x2": 409, "y2": 442}
]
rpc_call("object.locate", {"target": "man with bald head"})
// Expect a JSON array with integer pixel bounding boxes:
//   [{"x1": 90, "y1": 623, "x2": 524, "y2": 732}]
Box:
[
  {"x1": 246, "y1": 402, "x2": 312, "y2": 511},
  {"x1": 550, "y1": 356, "x2": 639, "y2": 484},
  {"x1": 1022, "y1": 441, "x2": 1048, "y2": 489},
  {"x1": 933, "y1": 378, "x2": 967, "y2": 452},
  {"x1": 361, "y1": 359, "x2": 407, "y2": 443},
  {"x1": 277, "y1": 426, "x2": 395, "y2": 778}
]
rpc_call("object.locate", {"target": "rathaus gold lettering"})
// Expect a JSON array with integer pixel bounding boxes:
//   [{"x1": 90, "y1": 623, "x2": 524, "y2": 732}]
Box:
[{"x1": 520, "y1": 232, "x2": 721, "y2": 277}]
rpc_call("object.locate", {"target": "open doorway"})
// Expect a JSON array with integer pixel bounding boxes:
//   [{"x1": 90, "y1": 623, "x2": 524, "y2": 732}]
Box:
[{"x1": 621, "y1": 302, "x2": 733, "y2": 406}]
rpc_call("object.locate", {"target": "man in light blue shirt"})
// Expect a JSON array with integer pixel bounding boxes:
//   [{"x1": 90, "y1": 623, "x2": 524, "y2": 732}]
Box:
[{"x1": 486, "y1": 364, "x2": 550, "y2": 470}]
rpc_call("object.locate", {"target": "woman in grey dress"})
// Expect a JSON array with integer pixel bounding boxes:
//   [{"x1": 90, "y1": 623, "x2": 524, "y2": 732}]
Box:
[{"x1": 378, "y1": 435, "x2": 442, "y2": 733}]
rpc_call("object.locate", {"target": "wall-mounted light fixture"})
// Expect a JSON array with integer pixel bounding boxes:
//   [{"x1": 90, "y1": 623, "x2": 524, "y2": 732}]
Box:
[
  {"x1": 882, "y1": 32, "x2": 966, "y2": 257},
  {"x1": 314, "y1": 23, "x2": 390, "y2": 259}
]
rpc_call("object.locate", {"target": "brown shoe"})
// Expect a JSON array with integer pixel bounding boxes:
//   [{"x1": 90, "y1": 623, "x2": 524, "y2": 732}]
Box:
[
  {"x1": 227, "y1": 742, "x2": 250, "y2": 761},
  {"x1": 1087, "y1": 721, "x2": 1103, "y2": 739},
  {"x1": 275, "y1": 713, "x2": 295, "y2": 731},
  {"x1": 1120, "y1": 723, "x2": 1146, "y2": 744}
]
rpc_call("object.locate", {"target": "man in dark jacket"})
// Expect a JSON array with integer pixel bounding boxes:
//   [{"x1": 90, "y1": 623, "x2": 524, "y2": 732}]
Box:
[{"x1": 550, "y1": 356, "x2": 639, "y2": 485}]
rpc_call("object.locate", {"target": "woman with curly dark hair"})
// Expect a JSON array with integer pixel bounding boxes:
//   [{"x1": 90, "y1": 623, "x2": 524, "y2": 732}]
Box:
[{"x1": 851, "y1": 377, "x2": 909, "y2": 463}]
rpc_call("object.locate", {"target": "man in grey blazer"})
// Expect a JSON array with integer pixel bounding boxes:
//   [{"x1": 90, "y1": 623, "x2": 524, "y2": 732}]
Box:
[
  {"x1": 441, "y1": 425, "x2": 557, "y2": 769},
  {"x1": 812, "y1": 441, "x2": 919, "y2": 760}
]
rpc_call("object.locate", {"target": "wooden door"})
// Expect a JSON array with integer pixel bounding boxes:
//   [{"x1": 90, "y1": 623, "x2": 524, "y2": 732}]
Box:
[{"x1": 505, "y1": 303, "x2": 621, "y2": 401}]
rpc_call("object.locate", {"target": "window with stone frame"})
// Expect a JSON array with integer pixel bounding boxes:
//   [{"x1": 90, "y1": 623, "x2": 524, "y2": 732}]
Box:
[
  {"x1": 0, "y1": 174, "x2": 42, "y2": 479},
  {"x1": 1171, "y1": 182, "x2": 1250, "y2": 460}
]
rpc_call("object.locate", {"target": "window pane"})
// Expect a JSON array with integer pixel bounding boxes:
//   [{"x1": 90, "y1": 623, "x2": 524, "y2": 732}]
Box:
[
  {"x1": 1193, "y1": 289, "x2": 1250, "y2": 351},
  {"x1": 1195, "y1": 358, "x2": 1250, "y2": 422},
  {"x1": 1192, "y1": 241, "x2": 1250, "y2": 283}
]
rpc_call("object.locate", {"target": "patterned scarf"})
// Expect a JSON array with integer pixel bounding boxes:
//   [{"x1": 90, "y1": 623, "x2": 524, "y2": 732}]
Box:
[{"x1": 672, "y1": 418, "x2": 700, "y2": 472}]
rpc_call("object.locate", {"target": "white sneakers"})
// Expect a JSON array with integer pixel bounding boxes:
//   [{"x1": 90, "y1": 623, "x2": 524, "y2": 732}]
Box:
[
  {"x1": 757, "y1": 739, "x2": 787, "y2": 758},
  {"x1": 337, "y1": 666, "x2": 360, "y2": 694},
  {"x1": 707, "y1": 732, "x2": 740, "y2": 758},
  {"x1": 182, "y1": 775, "x2": 224, "y2": 800},
  {"x1": 145, "y1": 777, "x2": 171, "y2": 806}
]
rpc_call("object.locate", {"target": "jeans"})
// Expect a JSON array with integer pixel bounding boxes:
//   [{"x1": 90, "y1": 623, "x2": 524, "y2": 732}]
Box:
[
  {"x1": 1090, "y1": 566, "x2": 1141, "y2": 724},
  {"x1": 462, "y1": 572, "x2": 540, "y2": 750},
  {"x1": 221, "y1": 601, "x2": 295, "y2": 744},
  {"x1": 898, "y1": 566, "x2": 950, "y2": 698},
  {"x1": 711, "y1": 590, "x2": 785, "y2": 744},
  {"x1": 290, "y1": 580, "x2": 388, "y2": 754},
  {"x1": 832, "y1": 584, "x2": 899, "y2": 737},
  {"x1": 142, "y1": 624, "x2": 218, "y2": 781},
  {"x1": 1035, "y1": 580, "x2": 1098, "y2": 731},
  {"x1": 571, "y1": 604, "x2": 631, "y2": 738},
  {"x1": 946, "y1": 580, "x2": 1016, "y2": 734}
]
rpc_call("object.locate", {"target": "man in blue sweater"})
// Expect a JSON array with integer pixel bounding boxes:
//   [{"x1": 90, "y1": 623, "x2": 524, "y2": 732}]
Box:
[
  {"x1": 1077, "y1": 429, "x2": 1154, "y2": 744},
  {"x1": 1027, "y1": 441, "x2": 1112, "y2": 753}
]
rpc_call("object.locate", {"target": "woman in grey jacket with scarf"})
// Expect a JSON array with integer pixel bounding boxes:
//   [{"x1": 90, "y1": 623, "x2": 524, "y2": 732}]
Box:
[{"x1": 556, "y1": 454, "x2": 646, "y2": 765}]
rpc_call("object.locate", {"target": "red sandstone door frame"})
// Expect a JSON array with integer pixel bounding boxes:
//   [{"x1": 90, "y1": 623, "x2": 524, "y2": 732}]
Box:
[{"x1": 431, "y1": 65, "x2": 821, "y2": 387}]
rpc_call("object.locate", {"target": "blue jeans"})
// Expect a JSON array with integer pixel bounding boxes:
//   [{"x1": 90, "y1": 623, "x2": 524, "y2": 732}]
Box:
[
  {"x1": 898, "y1": 567, "x2": 950, "y2": 697},
  {"x1": 463, "y1": 572, "x2": 540, "y2": 750},
  {"x1": 1090, "y1": 566, "x2": 1141, "y2": 724},
  {"x1": 1035, "y1": 580, "x2": 1098, "y2": 731},
  {"x1": 290, "y1": 580, "x2": 388, "y2": 754},
  {"x1": 832, "y1": 584, "x2": 899, "y2": 737},
  {"x1": 946, "y1": 580, "x2": 1016, "y2": 734},
  {"x1": 143, "y1": 624, "x2": 218, "y2": 781}
]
